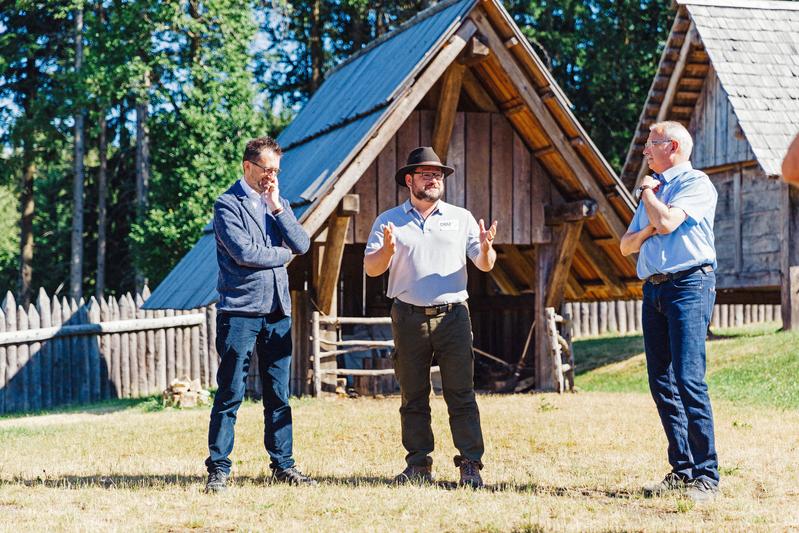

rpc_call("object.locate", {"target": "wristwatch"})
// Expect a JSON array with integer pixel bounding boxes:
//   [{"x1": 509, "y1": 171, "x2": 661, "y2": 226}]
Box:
[{"x1": 635, "y1": 184, "x2": 654, "y2": 201}]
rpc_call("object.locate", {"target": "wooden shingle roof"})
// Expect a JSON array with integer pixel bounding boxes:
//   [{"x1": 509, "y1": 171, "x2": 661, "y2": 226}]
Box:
[{"x1": 621, "y1": 0, "x2": 799, "y2": 188}]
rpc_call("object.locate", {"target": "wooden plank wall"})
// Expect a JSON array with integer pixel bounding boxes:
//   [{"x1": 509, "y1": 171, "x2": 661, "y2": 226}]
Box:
[
  {"x1": 350, "y1": 109, "x2": 548, "y2": 244},
  {"x1": 709, "y1": 164, "x2": 782, "y2": 290},
  {"x1": 689, "y1": 67, "x2": 755, "y2": 169}
]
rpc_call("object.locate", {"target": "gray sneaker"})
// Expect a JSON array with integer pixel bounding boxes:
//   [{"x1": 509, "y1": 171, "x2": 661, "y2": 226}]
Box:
[
  {"x1": 643, "y1": 472, "x2": 688, "y2": 497},
  {"x1": 454, "y1": 455, "x2": 483, "y2": 489},
  {"x1": 686, "y1": 478, "x2": 720, "y2": 502},
  {"x1": 393, "y1": 464, "x2": 434, "y2": 485},
  {"x1": 271, "y1": 466, "x2": 318, "y2": 486},
  {"x1": 204, "y1": 470, "x2": 229, "y2": 493}
]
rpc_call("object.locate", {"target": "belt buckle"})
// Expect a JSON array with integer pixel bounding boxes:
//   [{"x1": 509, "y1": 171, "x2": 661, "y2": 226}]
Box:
[{"x1": 424, "y1": 307, "x2": 437, "y2": 317}]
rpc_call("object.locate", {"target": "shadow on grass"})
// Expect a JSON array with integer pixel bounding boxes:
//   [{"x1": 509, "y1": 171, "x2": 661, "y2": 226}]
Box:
[
  {"x1": 0, "y1": 395, "x2": 167, "y2": 421},
  {"x1": 4, "y1": 473, "x2": 640, "y2": 500},
  {"x1": 572, "y1": 334, "x2": 645, "y2": 376}
]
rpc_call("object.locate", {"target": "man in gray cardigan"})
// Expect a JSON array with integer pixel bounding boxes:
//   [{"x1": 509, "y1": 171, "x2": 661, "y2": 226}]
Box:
[{"x1": 205, "y1": 136, "x2": 312, "y2": 493}]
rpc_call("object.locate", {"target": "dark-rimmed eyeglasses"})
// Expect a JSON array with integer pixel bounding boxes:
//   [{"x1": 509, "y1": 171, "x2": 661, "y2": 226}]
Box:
[
  {"x1": 413, "y1": 171, "x2": 444, "y2": 181},
  {"x1": 247, "y1": 159, "x2": 280, "y2": 177}
]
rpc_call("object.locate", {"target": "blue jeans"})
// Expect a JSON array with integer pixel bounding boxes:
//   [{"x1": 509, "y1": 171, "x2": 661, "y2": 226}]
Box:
[
  {"x1": 205, "y1": 312, "x2": 294, "y2": 474},
  {"x1": 642, "y1": 268, "x2": 719, "y2": 485}
]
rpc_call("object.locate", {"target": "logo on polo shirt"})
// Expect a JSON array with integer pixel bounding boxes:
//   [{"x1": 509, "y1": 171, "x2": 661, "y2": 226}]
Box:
[{"x1": 438, "y1": 219, "x2": 459, "y2": 231}]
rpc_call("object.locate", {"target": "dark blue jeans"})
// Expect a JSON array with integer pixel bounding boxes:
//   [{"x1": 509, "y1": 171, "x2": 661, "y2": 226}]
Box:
[
  {"x1": 642, "y1": 268, "x2": 718, "y2": 485},
  {"x1": 205, "y1": 312, "x2": 294, "y2": 474}
]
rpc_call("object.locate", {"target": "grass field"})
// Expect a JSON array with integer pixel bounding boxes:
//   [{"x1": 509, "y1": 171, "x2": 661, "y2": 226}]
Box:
[{"x1": 2, "y1": 324, "x2": 798, "y2": 532}]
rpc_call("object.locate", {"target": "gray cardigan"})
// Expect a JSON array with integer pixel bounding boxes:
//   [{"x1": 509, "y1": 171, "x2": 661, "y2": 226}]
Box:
[{"x1": 214, "y1": 180, "x2": 310, "y2": 315}]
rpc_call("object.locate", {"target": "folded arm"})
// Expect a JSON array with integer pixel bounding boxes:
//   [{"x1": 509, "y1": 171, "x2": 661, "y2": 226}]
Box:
[
  {"x1": 640, "y1": 188, "x2": 687, "y2": 235},
  {"x1": 620, "y1": 224, "x2": 657, "y2": 256},
  {"x1": 214, "y1": 201, "x2": 292, "y2": 268},
  {"x1": 273, "y1": 199, "x2": 311, "y2": 255}
]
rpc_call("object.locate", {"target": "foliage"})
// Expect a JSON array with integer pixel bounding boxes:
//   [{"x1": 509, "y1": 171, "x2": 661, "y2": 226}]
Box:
[{"x1": 506, "y1": 0, "x2": 673, "y2": 171}]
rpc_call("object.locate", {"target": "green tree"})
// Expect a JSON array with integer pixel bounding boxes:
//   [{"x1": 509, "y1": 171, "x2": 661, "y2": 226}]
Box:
[{"x1": 506, "y1": 0, "x2": 673, "y2": 171}]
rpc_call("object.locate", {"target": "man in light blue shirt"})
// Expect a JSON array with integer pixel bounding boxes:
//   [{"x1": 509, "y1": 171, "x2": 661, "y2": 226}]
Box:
[
  {"x1": 621, "y1": 121, "x2": 720, "y2": 502},
  {"x1": 364, "y1": 146, "x2": 497, "y2": 488}
]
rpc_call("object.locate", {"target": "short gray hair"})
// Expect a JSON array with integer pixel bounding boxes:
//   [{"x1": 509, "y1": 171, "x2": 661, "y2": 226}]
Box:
[{"x1": 649, "y1": 121, "x2": 693, "y2": 158}]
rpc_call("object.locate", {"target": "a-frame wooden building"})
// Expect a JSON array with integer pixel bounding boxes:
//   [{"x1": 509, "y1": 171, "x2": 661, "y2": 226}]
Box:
[
  {"x1": 145, "y1": 0, "x2": 639, "y2": 392},
  {"x1": 620, "y1": 0, "x2": 799, "y2": 328}
]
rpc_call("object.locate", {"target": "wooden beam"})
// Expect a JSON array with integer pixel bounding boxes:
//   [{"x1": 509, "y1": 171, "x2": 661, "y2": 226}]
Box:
[
  {"x1": 504, "y1": 36, "x2": 519, "y2": 49},
  {"x1": 338, "y1": 193, "x2": 360, "y2": 216},
  {"x1": 489, "y1": 260, "x2": 520, "y2": 296},
  {"x1": 578, "y1": 233, "x2": 627, "y2": 297},
  {"x1": 298, "y1": 19, "x2": 477, "y2": 238},
  {"x1": 545, "y1": 199, "x2": 597, "y2": 225},
  {"x1": 633, "y1": 23, "x2": 697, "y2": 190},
  {"x1": 566, "y1": 273, "x2": 586, "y2": 299},
  {"x1": 545, "y1": 221, "x2": 584, "y2": 308},
  {"x1": 459, "y1": 34, "x2": 490, "y2": 66},
  {"x1": 432, "y1": 62, "x2": 464, "y2": 162},
  {"x1": 461, "y1": 67, "x2": 498, "y2": 112},
  {"x1": 316, "y1": 203, "x2": 354, "y2": 315},
  {"x1": 471, "y1": 10, "x2": 630, "y2": 241}
]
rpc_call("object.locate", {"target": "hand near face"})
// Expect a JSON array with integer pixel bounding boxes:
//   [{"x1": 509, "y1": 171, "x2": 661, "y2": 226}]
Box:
[
  {"x1": 262, "y1": 178, "x2": 280, "y2": 212},
  {"x1": 640, "y1": 174, "x2": 661, "y2": 191},
  {"x1": 479, "y1": 219, "x2": 498, "y2": 252}
]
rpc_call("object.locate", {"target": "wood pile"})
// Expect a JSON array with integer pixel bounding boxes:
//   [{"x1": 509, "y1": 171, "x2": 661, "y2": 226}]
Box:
[{"x1": 162, "y1": 377, "x2": 210, "y2": 408}]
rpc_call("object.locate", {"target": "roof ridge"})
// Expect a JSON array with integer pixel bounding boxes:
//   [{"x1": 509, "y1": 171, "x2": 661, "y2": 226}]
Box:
[
  {"x1": 325, "y1": 0, "x2": 472, "y2": 77},
  {"x1": 678, "y1": 0, "x2": 799, "y2": 11}
]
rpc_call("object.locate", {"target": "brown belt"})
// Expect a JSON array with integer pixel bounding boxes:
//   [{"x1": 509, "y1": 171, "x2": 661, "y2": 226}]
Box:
[{"x1": 646, "y1": 264, "x2": 713, "y2": 285}]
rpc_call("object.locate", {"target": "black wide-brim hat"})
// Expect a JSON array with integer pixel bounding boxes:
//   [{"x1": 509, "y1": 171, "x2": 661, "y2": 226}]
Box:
[{"x1": 394, "y1": 146, "x2": 455, "y2": 187}]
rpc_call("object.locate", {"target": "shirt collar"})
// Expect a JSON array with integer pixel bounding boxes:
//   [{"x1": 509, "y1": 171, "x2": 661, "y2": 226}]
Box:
[
  {"x1": 403, "y1": 198, "x2": 445, "y2": 216},
  {"x1": 239, "y1": 178, "x2": 261, "y2": 201},
  {"x1": 660, "y1": 161, "x2": 693, "y2": 183}
]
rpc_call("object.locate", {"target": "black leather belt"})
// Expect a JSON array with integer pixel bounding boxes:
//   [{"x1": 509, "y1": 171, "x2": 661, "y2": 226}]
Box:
[
  {"x1": 647, "y1": 264, "x2": 713, "y2": 285},
  {"x1": 395, "y1": 299, "x2": 461, "y2": 317}
]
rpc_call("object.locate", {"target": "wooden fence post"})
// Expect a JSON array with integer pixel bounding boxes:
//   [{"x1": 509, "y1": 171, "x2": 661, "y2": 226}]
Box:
[
  {"x1": 0, "y1": 309, "x2": 6, "y2": 414},
  {"x1": 17, "y1": 305, "x2": 29, "y2": 411},
  {"x1": 37, "y1": 289, "x2": 52, "y2": 409},
  {"x1": 88, "y1": 297, "x2": 102, "y2": 401},
  {"x1": 4, "y1": 294, "x2": 18, "y2": 413},
  {"x1": 28, "y1": 305, "x2": 41, "y2": 411}
]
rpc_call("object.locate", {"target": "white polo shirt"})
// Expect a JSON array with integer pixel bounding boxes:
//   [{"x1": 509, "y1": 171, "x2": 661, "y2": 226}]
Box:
[{"x1": 365, "y1": 199, "x2": 481, "y2": 306}]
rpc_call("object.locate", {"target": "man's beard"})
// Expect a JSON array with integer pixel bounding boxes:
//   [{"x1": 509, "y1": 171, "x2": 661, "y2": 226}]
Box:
[{"x1": 412, "y1": 184, "x2": 442, "y2": 202}]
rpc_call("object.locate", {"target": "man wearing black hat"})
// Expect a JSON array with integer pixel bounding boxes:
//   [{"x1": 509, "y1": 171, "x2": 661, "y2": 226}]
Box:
[{"x1": 364, "y1": 146, "x2": 497, "y2": 488}]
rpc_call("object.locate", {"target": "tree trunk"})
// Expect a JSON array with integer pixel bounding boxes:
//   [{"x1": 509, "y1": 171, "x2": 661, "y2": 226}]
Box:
[
  {"x1": 96, "y1": 111, "x2": 108, "y2": 298},
  {"x1": 18, "y1": 154, "x2": 35, "y2": 308},
  {"x1": 309, "y1": 0, "x2": 324, "y2": 93},
  {"x1": 70, "y1": 6, "x2": 85, "y2": 300},
  {"x1": 134, "y1": 71, "x2": 150, "y2": 293}
]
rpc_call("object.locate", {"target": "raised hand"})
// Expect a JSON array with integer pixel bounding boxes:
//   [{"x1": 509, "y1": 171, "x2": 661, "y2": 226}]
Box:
[
  {"x1": 382, "y1": 222, "x2": 396, "y2": 257},
  {"x1": 479, "y1": 218, "x2": 497, "y2": 252}
]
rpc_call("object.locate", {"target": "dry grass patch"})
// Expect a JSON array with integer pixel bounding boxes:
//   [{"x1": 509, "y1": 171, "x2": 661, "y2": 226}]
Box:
[{"x1": 2, "y1": 392, "x2": 799, "y2": 531}]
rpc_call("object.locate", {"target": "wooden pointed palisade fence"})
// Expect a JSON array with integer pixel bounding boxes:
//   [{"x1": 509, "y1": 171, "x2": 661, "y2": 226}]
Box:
[
  {"x1": 0, "y1": 287, "x2": 219, "y2": 414},
  {"x1": 563, "y1": 300, "x2": 782, "y2": 339}
]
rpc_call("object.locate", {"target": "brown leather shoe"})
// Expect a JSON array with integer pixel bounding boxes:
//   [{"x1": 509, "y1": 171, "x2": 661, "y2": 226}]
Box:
[
  {"x1": 454, "y1": 455, "x2": 483, "y2": 488},
  {"x1": 393, "y1": 464, "x2": 434, "y2": 484}
]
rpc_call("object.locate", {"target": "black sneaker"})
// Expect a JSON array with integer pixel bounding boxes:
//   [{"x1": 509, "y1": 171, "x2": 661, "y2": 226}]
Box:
[
  {"x1": 393, "y1": 464, "x2": 434, "y2": 485},
  {"x1": 686, "y1": 478, "x2": 720, "y2": 502},
  {"x1": 643, "y1": 472, "x2": 688, "y2": 497},
  {"x1": 454, "y1": 455, "x2": 483, "y2": 489},
  {"x1": 204, "y1": 470, "x2": 229, "y2": 493},
  {"x1": 271, "y1": 466, "x2": 318, "y2": 486}
]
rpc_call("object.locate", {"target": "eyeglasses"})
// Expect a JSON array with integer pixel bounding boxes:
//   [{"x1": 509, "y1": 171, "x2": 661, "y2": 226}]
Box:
[
  {"x1": 413, "y1": 171, "x2": 444, "y2": 181},
  {"x1": 644, "y1": 139, "x2": 674, "y2": 149},
  {"x1": 247, "y1": 159, "x2": 280, "y2": 177}
]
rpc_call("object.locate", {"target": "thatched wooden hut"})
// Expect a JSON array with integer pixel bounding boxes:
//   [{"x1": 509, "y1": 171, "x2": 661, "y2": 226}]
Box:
[
  {"x1": 620, "y1": 0, "x2": 799, "y2": 328},
  {"x1": 144, "y1": 0, "x2": 639, "y2": 392}
]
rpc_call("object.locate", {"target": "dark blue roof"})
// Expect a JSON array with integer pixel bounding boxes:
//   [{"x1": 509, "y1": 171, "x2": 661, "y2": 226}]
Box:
[{"x1": 143, "y1": 0, "x2": 476, "y2": 310}]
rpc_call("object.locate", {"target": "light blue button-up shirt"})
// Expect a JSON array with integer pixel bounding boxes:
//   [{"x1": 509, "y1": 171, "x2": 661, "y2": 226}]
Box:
[
  {"x1": 365, "y1": 199, "x2": 481, "y2": 306},
  {"x1": 628, "y1": 161, "x2": 718, "y2": 280}
]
